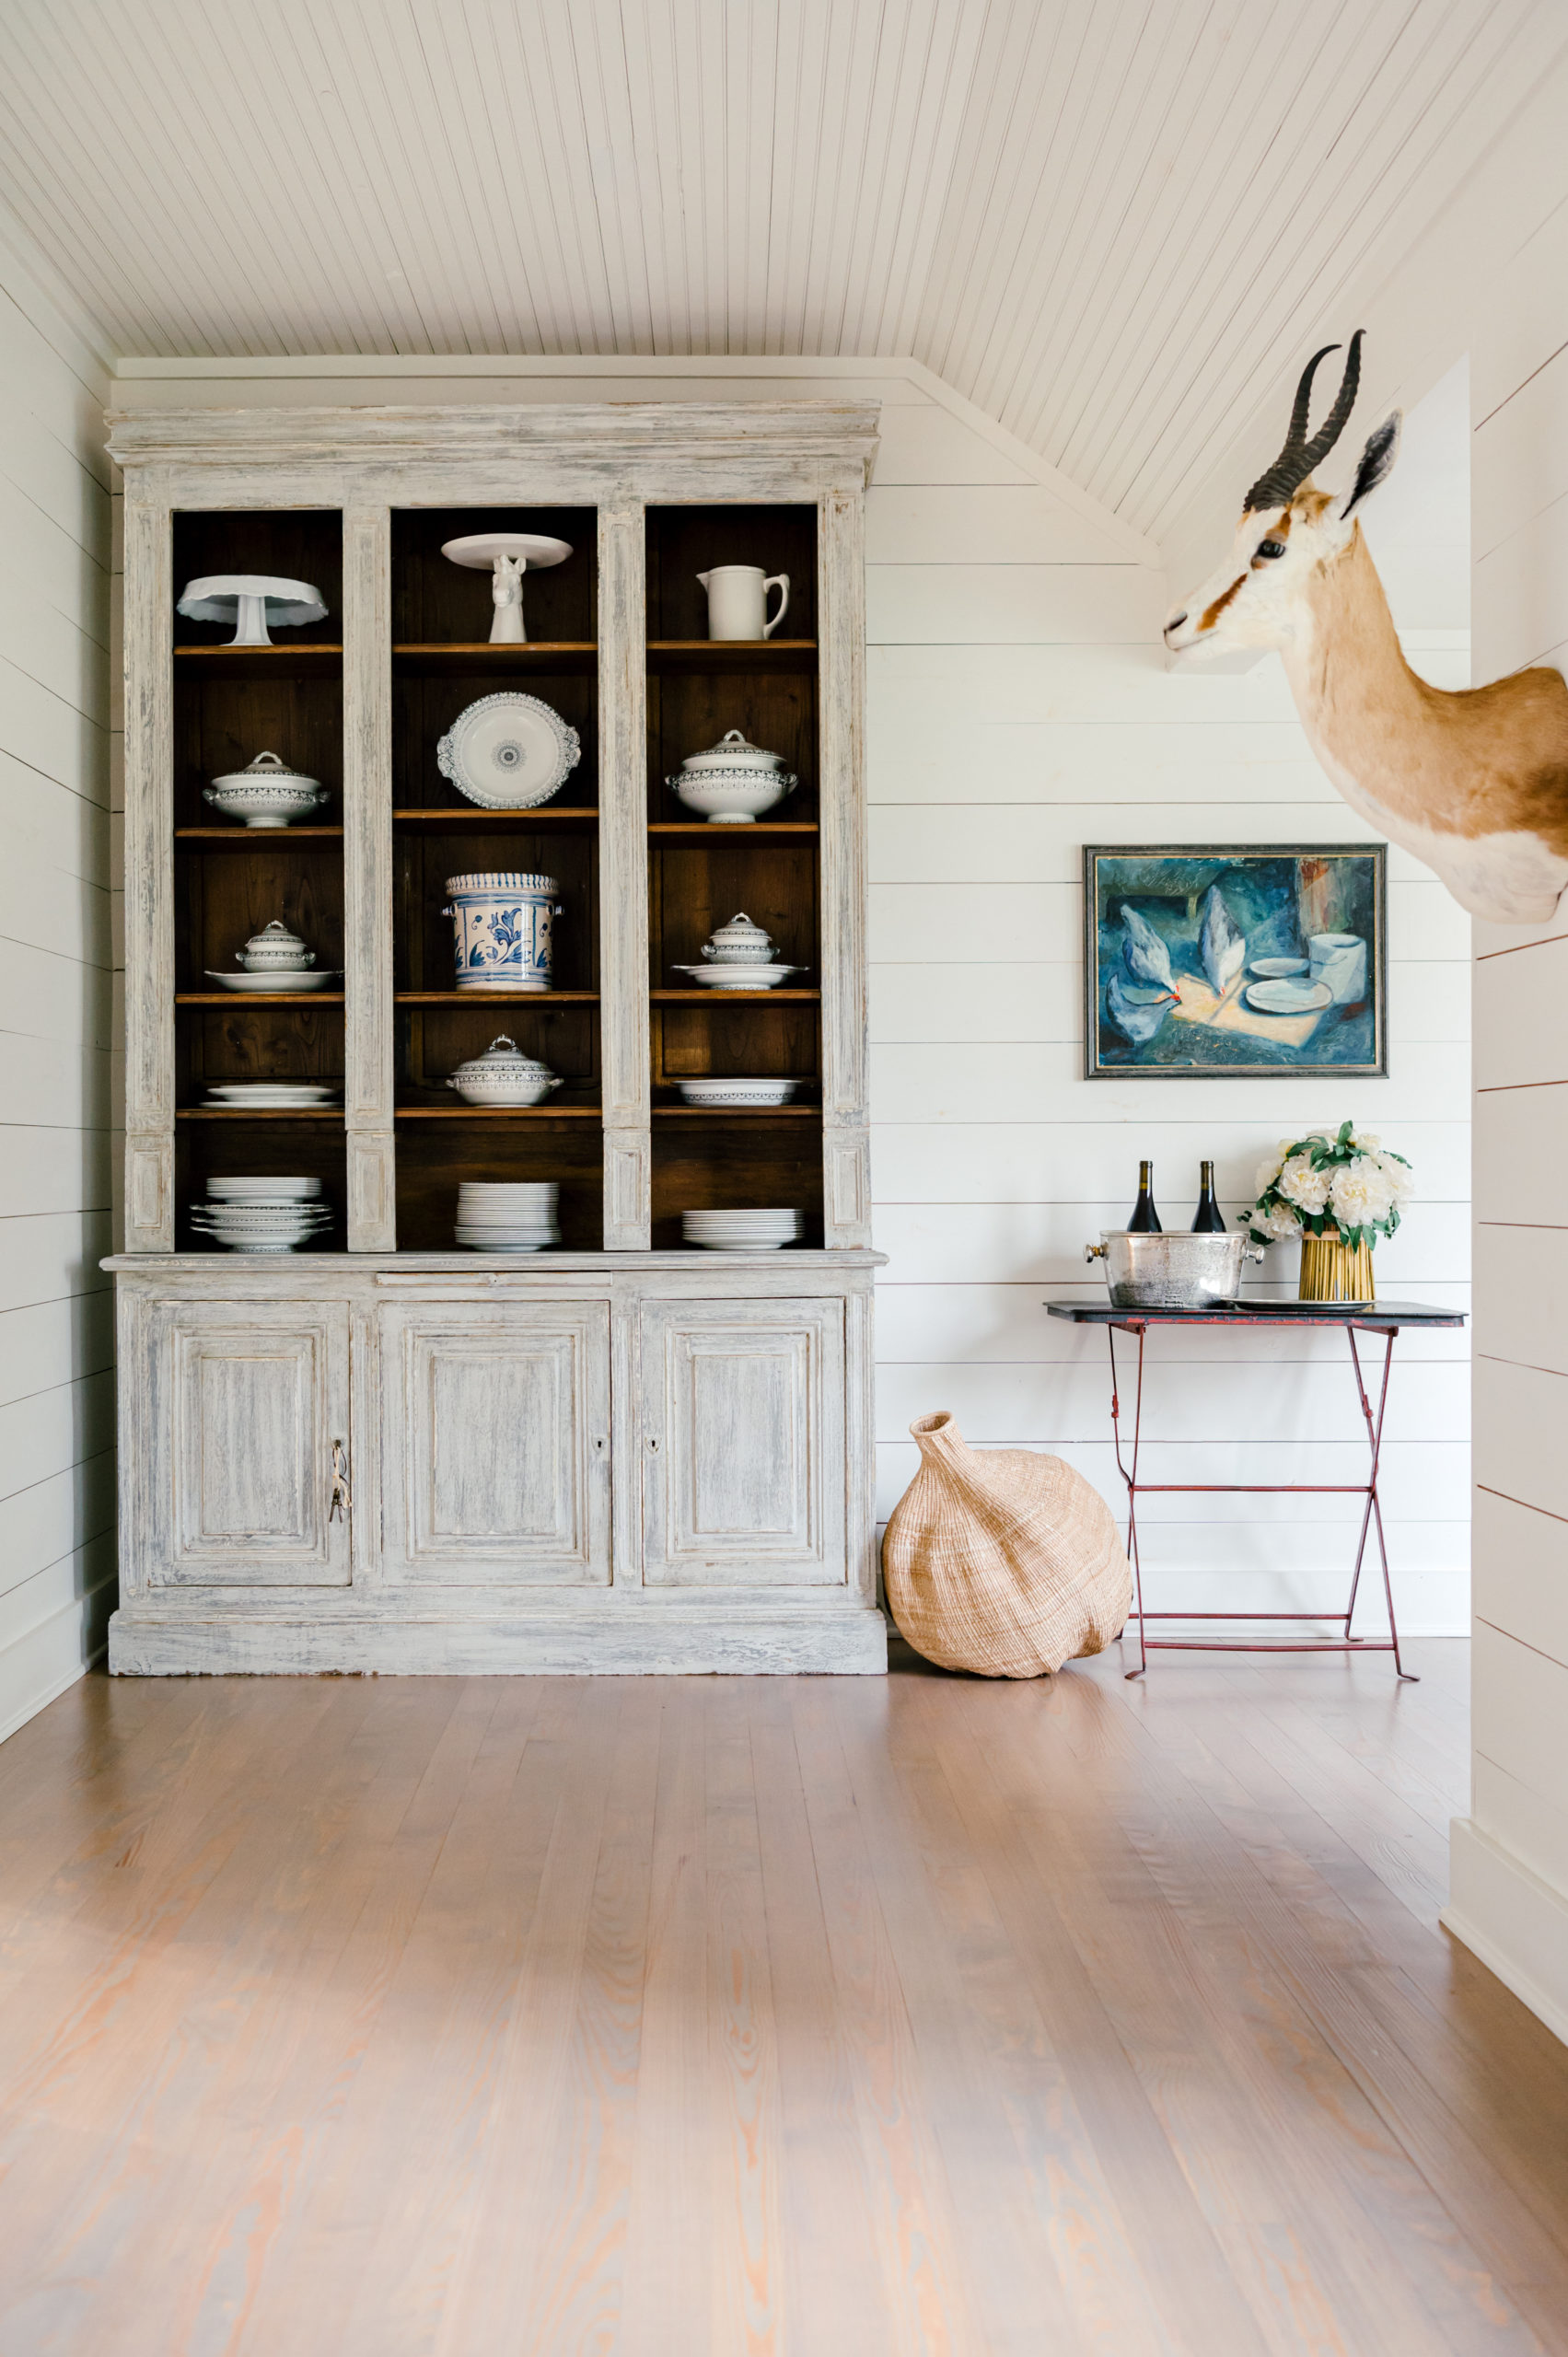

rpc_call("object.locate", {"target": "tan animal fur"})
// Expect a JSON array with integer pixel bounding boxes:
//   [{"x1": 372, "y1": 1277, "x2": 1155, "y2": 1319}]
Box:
[{"x1": 1167, "y1": 345, "x2": 1568, "y2": 925}]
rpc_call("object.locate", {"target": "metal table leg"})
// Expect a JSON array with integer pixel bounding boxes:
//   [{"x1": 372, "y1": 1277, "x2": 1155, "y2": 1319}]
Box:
[{"x1": 1106, "y1": 1314, "x2": 1415, "y2": 1678}]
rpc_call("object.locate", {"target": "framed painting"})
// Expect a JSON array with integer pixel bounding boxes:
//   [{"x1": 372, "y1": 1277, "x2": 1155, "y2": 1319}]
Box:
[{"x1": 1084, "y1": 843, "x2": 1388, "y2": 1079}]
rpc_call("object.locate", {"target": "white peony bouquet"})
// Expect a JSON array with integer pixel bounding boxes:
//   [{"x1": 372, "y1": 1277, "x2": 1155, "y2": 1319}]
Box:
[{"x1": 1248, "y1": 1120, "x2": 1412, "y2": 1252}]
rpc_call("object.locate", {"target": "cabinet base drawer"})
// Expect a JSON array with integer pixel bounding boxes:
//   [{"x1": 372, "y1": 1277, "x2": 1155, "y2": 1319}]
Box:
[{"x1": 107, "y1": 1602, "x2": 889, "y2": 1678}]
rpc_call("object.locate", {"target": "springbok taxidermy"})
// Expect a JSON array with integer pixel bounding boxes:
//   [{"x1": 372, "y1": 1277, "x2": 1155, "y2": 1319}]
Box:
[{"x1": 1166, "y1": 331, "x2": 1568, "y2": 924}]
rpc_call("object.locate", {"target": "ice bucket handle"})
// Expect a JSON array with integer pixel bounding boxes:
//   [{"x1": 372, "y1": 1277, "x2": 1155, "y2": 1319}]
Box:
[{"x1": 1084, "y1": 1242, "x2": 1108, "y2": 1262}]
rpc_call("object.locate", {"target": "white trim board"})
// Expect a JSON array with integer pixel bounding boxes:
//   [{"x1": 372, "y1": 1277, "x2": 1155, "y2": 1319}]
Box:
[
  {"x1": 110, "y1": 353, "x2": 1161, "y2": 569},
  {"x1": 1445, "y1": 1817, "x2": 1568, "y2": 2048}
]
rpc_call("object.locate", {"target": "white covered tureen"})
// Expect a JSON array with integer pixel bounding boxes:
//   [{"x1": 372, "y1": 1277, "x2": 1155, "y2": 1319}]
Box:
[
  {"x1": 446, "y1": 1036, "x2": 562, "y2": 1107},
  {"x1": 237, "y1": 919, "x2": 315, "y2": 971},
  {"x1": 673, "y1": 911, "x2": 802, "y2": 992},
  {"x1": 667, "y1": 728, "x2": 798, "y2": 823},
  {"x1": 203, "y1": 750, "x2": 330, "y2": 829}
]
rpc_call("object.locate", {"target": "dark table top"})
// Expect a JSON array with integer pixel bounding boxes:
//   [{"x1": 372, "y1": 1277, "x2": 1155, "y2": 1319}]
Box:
[{"x1": 1046, "y1": 1298, "x2": 1465, "y2": 1328}]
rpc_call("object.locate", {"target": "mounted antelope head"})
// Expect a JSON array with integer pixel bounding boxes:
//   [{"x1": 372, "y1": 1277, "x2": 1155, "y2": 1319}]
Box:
[{"x1": 1166, "y1": 332, "x2": 1568, "y2": 925}]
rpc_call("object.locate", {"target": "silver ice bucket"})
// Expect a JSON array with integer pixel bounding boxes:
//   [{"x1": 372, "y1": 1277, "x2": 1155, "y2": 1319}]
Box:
[{"x1": 1085, "y1": 1229, "x2": 1264, "y2": 1309}]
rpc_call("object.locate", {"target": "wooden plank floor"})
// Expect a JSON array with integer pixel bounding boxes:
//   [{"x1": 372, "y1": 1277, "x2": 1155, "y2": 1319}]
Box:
[{"x1": 1, "y1": 1641, "x2": 1566, "y2": 2354}]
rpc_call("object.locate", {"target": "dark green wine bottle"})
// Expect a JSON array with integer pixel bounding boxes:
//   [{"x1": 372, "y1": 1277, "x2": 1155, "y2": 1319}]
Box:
[
  {"x1": 1191, "y1": 1161, "x2": 1225, "y2": 1233},
  {"x1": 1127, "y1": 1160, "x2": 1161, "y2": 1233}
]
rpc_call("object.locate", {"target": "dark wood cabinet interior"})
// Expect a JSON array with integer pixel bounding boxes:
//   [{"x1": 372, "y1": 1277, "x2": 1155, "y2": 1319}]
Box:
[{"x1": 167, "y1": 497, "x2": 831, "y2": 1252}]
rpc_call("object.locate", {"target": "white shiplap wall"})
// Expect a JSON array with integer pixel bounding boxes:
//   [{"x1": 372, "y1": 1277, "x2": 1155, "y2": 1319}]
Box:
[
  {"x1": 865, "y1": 377, "x2": 1470, "y2": 1630},
  {"x1": 1446, "y1": 190, "x2": 1568, "y2": 2044},
  {"x1": 117, "y1": 354, "x2": 1471, "y2": 1638},
  {"x1": 0, "y1": 219, "x2": 115, "y2": 1741}
]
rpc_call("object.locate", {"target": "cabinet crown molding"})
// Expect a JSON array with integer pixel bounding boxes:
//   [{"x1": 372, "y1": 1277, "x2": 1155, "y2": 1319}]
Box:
[{"x1": 106, "y1": 398, "x2": 882, "y2": 483}]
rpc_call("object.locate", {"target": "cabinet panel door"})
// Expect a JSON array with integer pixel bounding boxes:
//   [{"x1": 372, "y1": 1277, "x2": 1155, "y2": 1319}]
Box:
[
  {"x1": 150, "y1": 1301, "x2": 351, "y2": 1585},
  {"x1": 642, "y1": 1299, "x2": 845, "y2": 1585},
  {"x1": 381, "y1": 1302, "x2": 610, "y2": 1585}
]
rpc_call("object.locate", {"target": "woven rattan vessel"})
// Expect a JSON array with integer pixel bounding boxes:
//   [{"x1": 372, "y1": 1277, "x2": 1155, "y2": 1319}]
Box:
[{"x1": 881, "y1": 1411, "x2": 1132, "y2": 1678}]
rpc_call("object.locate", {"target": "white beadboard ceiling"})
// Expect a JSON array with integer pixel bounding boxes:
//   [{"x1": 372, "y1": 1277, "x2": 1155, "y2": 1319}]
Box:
[{"x1": 0, "y1": 0, "x2": 1558, "y2": 539}]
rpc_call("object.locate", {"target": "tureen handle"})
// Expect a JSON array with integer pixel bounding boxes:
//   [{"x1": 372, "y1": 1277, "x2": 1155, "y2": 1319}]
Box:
[{"x1": 250, "y1": 750, "x2": 285, "y2": 769}]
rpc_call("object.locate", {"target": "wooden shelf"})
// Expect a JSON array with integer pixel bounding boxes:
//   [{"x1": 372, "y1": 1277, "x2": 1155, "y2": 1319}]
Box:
[
  {"x1": 176, "y1": 826, "x2": 344, "y2": 845},
  {"x1": 174, "y1": 644, "x2": 343, "y2": 678},
  {"x1": 395, "y1": 1103, "x2": 603, "y2": 1120},
  {"x1": 651, "y1": 988, "x2": 819, "y2": 1003},
  {"x1": 648, "y1": 821, "x2": 818, "y2": 838},
  {"x1": 393, "y1": 807, "x2": 598, "y2": 830},
  {"x1": 177, "y1": 992, "x2": 345, "y2": 1005},
  {"x1": 647, "y1": 638, "x2": 817, "y2": 673},
  {"x1": 394, "y1": 642, "x2": 597, "y2": 675},
  {"x1": 178, "y1": 1106, "x2": 343, "y2": 1120},
  {"x1": 653, "y1": 1103, "x2": 820, "y2": 1118},
  {"x1": 395, "y1": 990, "x2": 599, "y2": 1005}
]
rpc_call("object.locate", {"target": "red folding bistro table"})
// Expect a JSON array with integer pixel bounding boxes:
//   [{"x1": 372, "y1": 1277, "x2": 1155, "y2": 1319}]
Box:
[{"x1": 1044, "y1": 1299, "x2": 1466, "y2": 1681}]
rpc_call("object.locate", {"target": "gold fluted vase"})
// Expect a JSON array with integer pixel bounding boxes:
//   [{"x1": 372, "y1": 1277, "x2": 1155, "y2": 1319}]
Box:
[{"x1": 1298, "y1": 1225, "x2": 1376, "y2": 1302}]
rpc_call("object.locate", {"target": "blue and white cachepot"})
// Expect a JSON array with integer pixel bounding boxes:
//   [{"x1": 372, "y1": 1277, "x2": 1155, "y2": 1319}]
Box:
[{"x1": 444, "y1": 871, "x2": 562, "y2": 993}]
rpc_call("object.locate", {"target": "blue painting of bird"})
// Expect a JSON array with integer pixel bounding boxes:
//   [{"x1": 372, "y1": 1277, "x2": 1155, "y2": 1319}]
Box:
[
  {"x1": 1106, "y1": 973, "x2": 1178, "y2": 1046},
  {"x1": 1119, "y1": 901, "x2": 1177, "y2": 993}
]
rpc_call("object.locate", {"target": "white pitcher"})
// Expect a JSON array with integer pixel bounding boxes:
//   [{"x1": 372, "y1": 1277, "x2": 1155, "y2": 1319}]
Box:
[{"x1": 697, "y1": 564, "x2": 789, "y2": 641}]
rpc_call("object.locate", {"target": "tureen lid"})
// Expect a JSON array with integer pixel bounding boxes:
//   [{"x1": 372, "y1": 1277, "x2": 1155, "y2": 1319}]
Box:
[
  {"x1": 704, "y1": 911, "x2": 775, "y2": 951},
  {"x1": 211, "y1": 749, "x2": 322, "y2": 792},
  {"x1": 449, "y1": 1035, "x2": 554, "y2": 1081},
  {"x1": 240, "y1": 918, "x2": 311, "y2": 958},
  {"x1": 678, "y1": 728, "x2": 785, "y2": 774}
]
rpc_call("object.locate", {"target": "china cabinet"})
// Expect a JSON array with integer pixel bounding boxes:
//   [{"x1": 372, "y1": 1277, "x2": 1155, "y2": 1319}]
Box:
[{"x1": 105, "y1": 401, "x2": 886, "y2": 1675}]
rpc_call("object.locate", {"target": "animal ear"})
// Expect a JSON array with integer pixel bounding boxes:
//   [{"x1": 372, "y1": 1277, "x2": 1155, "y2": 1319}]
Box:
[{"x1": 1335, "y1": 412, "x2": 1402, "y2": 523}]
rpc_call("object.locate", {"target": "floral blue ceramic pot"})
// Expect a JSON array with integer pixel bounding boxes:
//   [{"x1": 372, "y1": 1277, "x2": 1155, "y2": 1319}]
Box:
[{"x1": 443, "y1": 872, "x2": 562, "y2": 992}]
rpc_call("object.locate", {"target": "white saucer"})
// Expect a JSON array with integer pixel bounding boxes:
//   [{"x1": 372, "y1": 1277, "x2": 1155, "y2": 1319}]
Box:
[
  {"x1": 204, "y1": 970, "x2": 342, "y2": 993},
  {"x1": 1245, "y1": 978, "x2": 1334, "y2": 1015},
  {"x1": 671, "y1": 963, "x2": 801, "y2": 991}
]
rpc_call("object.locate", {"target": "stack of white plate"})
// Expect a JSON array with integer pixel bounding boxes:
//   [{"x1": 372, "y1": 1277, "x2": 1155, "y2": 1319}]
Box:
[
  {"x1": 456, "y1": 1180, "x2": 560, "y2": 1252},
  {"x1": 682, "y1": 1207, "x2": 802, "y2": 1252},
  {"x1": 203, "y1": 1080, "x2": 341, "y2": 1110},
  {"x1": 192, "y1": 1176, "x2": 331, "y2": 1253}
]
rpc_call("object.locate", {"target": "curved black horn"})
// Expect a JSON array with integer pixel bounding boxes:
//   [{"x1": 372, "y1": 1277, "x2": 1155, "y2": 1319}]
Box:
[{"x1": 1244, "y1": 331, "x2": 1365, "y2": 511}]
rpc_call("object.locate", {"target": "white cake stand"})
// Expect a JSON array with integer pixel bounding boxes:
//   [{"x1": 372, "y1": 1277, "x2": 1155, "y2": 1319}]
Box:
[
  {"x1": 177, "y1": 574, "x2": 327, "y2": 647},
  {"x1": 442, "y1": 532, "x2": 574, "y2": 644}
]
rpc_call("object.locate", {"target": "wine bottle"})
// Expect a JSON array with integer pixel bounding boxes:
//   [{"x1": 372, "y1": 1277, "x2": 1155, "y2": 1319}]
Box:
[
  {"x1": 1191, "y1": 1160, "x2": 1225, "y2": 1232},
  {"x1": 1127, "y1": 1160, "x2": 1161, "y2": 1232}
]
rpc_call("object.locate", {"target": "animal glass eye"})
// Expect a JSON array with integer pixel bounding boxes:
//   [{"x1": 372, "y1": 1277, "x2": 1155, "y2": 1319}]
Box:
[{"x1": 1255, "y1": 538, "x2": 1286, "y2": 560}]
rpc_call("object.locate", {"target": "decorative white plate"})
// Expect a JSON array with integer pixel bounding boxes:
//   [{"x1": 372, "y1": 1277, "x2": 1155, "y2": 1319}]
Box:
[
  {"x1": 676, "y1": 1077, "x2": 797, "y2": 1107},
  {"x1": 1245, "y1": 978, "x2": 1334, "y2": 1015},
  {"x1": 206, "y1": 1084, "x2": 337, "y2": 1100},
  {"x1": 436, "y1": 693, "x2": 582, "y2": 810},
  {"x1": 204, "y1": 970, "x2": 342, "y2": 993},
  {"x1": 670, "y1": 963, "x2": 800, "y2": 991}
]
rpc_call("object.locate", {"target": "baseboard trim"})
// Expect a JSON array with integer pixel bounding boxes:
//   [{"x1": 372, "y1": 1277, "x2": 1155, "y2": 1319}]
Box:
[
  {"x1": 1443, "y1": 1817, "x2": 1568, "y2": 2049},
  {"x1": 0, "y1": 1631, "x2": 109, "y2": 1748}
]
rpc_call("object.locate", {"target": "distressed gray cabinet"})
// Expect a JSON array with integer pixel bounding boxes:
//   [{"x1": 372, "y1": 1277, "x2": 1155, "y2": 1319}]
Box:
[
  {"x1": 104, "y1": 401, "x2": 886, "y2": 1677},
  {"x1": 640, "y1": 1298, "x2": 846, "y2": 1586},
  {"x1": 378, "y1": 1298, "x2": 611, "y2": 1586},
  {"x1": 135, "y1": 1295, "x2": 352, "y2": 1588}
]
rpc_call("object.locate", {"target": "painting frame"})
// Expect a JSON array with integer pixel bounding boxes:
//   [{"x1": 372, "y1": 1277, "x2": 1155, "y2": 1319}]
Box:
[{"x1": 1083, "y1": 842, "x2": 1388, "y2": 1081}]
